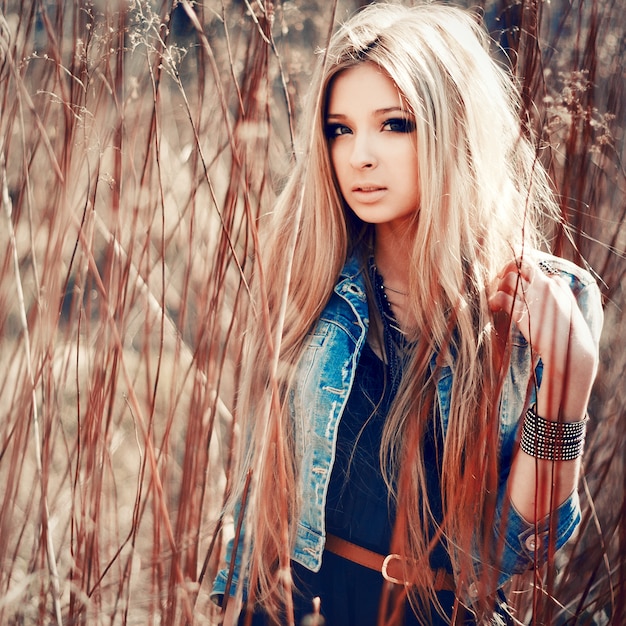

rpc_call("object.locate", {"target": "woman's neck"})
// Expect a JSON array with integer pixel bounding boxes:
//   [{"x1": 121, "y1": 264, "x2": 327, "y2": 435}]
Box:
[
  {"x1": 373, "y1": 223, "x2": 412, "y2": 293},
  {"x1": 373, "y1": 223, "x2": 415, "y2": 330}
]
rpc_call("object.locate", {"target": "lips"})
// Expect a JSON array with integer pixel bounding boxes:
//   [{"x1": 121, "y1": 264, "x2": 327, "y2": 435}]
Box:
[
  {"x1": 352, "y1": 184, "x2": 386, "y2": 192},
  {"x1": 350, "y1": 184, "x2": 387, "y2": 204}
]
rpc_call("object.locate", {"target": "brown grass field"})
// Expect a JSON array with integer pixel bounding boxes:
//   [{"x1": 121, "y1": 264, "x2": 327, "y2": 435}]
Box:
[{"x1": 0, "y1": 1, "x2": 624, "y2": 624}]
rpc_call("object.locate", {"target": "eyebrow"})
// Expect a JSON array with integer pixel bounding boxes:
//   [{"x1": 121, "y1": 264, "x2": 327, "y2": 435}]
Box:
[{"x1": 326, "y1": 106, "x2": 411, "y2": 119}]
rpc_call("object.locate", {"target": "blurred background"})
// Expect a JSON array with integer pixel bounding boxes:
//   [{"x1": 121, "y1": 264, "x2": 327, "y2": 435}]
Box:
[{"x1": 0, "y1": 1, "x2": 623, "y2": 623}]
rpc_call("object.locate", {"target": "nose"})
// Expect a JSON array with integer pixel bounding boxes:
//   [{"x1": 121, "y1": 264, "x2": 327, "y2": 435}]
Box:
[{"x1": 349, "y1": 132, "x2": 377, "y2": 169}]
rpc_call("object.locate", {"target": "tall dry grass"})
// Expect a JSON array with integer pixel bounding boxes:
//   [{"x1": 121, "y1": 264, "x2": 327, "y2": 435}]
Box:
[{"x1": 0, "y1": 1, "x2": 623, "y2": 624}]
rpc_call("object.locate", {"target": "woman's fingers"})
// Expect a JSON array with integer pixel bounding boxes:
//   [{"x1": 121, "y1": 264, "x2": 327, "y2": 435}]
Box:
[{"x1": 489, "y1": 257, "x2": 572, "y2": 347}]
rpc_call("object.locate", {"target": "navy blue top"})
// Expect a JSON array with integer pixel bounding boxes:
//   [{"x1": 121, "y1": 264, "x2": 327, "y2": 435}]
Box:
[
  {"x1": 289, "y1": 340, "x2": 463, "y2": 626},
  {"x1": 286, "y1": 265, "x2": 466, "y2": 625},
  {"x1": 325, "y1": 340, "x2": 396, "y2": 553}
]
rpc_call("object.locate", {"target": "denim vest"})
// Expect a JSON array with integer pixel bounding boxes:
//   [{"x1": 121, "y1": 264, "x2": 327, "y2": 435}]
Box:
[{"x1": 212, "y1": 252, "x2": 603, "y2": 602}]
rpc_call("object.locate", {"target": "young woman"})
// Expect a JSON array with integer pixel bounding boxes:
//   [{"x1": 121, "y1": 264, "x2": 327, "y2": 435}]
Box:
[{"x1": 211, "y1": 3, "x2": 603, "y2": 625}]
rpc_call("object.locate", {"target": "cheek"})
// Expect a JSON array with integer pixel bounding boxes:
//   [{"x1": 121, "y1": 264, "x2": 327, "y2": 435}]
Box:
[
  {"x1": 399, "y1": 150, "x2": 419, "y2": 195},
  {"x1": 329, "y1": 145, "x2": 348, "y2": 187}
]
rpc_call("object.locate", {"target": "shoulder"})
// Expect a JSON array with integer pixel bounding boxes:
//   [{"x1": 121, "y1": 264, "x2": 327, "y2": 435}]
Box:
[
  {"x1": 304, "y1": 254, "x2": 369, "y2": 341},
  {"x1": 338, "y1": 253, "x2": 366, "y2": 282},
  {"x1": 533, "y1": 250, "x2": 603, "y2": 344},
  {"x1": 533, "y1": 250, "x2": 597, "y2": 293}
]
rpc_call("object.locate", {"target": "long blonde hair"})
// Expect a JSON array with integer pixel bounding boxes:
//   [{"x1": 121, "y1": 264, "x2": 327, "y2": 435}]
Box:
[{"x1": 228, "y1": 2, "x2": 557, "y2": 622}]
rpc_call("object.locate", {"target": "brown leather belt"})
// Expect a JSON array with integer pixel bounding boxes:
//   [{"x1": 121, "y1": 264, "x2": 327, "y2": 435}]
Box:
[{"x1": 325, "y1": 533, "x2": 455, "y2": 591}]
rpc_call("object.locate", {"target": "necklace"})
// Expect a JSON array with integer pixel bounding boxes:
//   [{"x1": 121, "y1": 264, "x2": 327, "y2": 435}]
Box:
[
  {"x1": 368, "y1": 260, "x2": 408, "y2": 398},
  {"x1": 382, "y1": 283, "x2": 408, "y2": 296},
  {"x1": 369, "y1": 260, "x2": 408, "y2": 336},
  {"x1": 370, "y1": 261, "x2": 408, "y2": 297},
  {"x1": 370, "y1": 261, "x2": 408, "y2": 296}
]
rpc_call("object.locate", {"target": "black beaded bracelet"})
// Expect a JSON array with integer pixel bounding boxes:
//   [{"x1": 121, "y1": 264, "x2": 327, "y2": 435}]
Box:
[{"x1": 520, "y1": 404, "x2": 588, "y2": 461}]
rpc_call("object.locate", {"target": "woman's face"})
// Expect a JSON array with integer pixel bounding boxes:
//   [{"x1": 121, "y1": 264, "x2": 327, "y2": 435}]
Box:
[{"x1": 326, "y1": 62, "x2": 420, "y2": 230}]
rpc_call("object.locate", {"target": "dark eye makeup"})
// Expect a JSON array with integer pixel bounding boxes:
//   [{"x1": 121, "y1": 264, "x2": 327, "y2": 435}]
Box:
[
  {"x1": 325, "y1": 117, "x2": 415, "y2": 139},
  {"x1": 325, "y1": 123, "x2": 352, "y2": 139},
  {"x1": 382, "y1": 117, "x2": 416, "y2": 133}
]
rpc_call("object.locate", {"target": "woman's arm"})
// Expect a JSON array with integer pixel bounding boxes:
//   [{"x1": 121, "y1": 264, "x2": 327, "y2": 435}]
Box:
[{"x1": 489, "y1": 255, "x2": 600, "y2": 522}]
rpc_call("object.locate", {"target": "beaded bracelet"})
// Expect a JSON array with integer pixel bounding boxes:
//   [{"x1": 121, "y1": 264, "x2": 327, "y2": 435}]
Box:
[{"x1": 520, "y1": 404, "x2": 588, "y2": 461}]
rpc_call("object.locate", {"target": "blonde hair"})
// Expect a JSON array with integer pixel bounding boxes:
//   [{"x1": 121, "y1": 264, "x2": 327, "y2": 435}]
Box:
[{"x1": 229, "y1": 2, "x2": 557, "y2": 622}]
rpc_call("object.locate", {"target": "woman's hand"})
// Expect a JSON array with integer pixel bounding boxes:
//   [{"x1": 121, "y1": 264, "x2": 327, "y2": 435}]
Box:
[
  {"x1": 490, "y1": 253, "x2": 600, "y2": 522},
  {"x1": 489, "y1": 255, "x2": 599, "y2": 421}
]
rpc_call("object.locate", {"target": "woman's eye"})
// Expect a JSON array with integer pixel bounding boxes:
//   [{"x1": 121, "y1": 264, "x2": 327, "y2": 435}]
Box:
[
  {"x1": 383, "y1": 118, "x2": 416, "y2": 133},
  {"x1": 325, "y1": 123, "x2": 352, "y2": 139}
]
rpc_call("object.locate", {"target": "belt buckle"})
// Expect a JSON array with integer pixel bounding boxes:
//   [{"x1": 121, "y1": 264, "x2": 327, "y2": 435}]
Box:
[{"x1": 381, "y1": 553, "x2": 405, "y2": 585}]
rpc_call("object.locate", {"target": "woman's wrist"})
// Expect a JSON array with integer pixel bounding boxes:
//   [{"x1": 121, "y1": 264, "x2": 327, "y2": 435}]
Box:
[
  {"x1": 536, "y1": 362, "x2": 595, "y2": 422},
  {"x1": 535, "y1": 394, "x2": 589, "y2": 423},
  {"x1": 520, "y1": 404, "x2": 588, "y2": 461}
]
